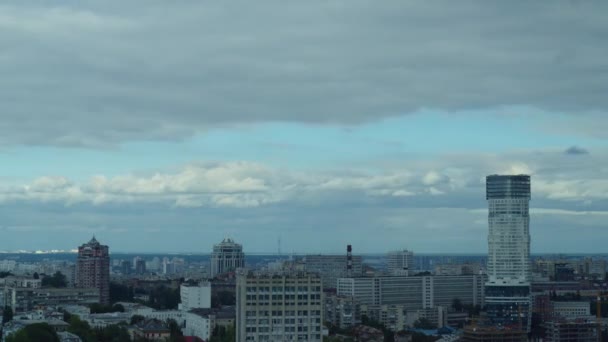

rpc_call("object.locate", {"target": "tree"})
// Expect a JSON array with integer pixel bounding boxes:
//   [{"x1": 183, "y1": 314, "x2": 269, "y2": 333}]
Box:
[
  {"x1": 3, "y1": 306, "x2": 14, "y2": 324},
  {"x1": 33, "y1": 272, "x2": 39, "y2": 280},
  {"x1": 413, "y1": 318, "x2": 436, "y2": 330},
  {"x1": 6, "y1": 323, "x2": 60, "y2": 342},
  {"x1": 0, "y1": 271, "x2": 13, "y2": 278},
  {"x1": 109, "y1": 282, "x2": 135, "y2": 303},
  {"x1": 130, "y1": 315, "x2": 145, "y2": 325},
  {"x1": 451, "y1": 298, "x2": 463, "y2": 312},
  {"x1": 41, "y1": 272, "x2": 67, "y2": 288}
]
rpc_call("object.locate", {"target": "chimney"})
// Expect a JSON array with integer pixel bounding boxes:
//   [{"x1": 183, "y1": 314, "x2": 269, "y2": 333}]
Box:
[{"x1": 347, "y1": 245, "x2": 353, "y2": 277}]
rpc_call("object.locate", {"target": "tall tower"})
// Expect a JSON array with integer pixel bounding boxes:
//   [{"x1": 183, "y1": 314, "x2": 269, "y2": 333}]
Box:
[
  {"x1": 485, "y1": 175, "x2": 531, "y2": 328},
  {"x1": 387, "y1": 249, "x2": 415, "y2": 276},
  {"x1": 210, "y1": 238, "x2": 245, "y2": 278},
  {"x1": 76, "y1": 236, "x2": 110, "y2": 305}
]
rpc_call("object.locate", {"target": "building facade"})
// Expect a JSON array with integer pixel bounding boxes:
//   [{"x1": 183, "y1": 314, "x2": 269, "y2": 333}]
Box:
[
  {"x1": 485, "y1": 175, "x2": 531, "y2": 328},
  {"x1": 304, "y1": 255, "x2": 363, "y2": 289},
  {"x1": 179, "y1": 282, "x2": 212, "y2": 311},
  {"x1": 387, "y1": 250, "x2": 415, "y2": 276},
  {"x1": 211, "y1": 238, "x2": 245, "y2": 278},
  {"x1": 337, "y1": 275, "x2": 485, "y2": 310},
  {"x1": 236, "y1": 270, "x2": 323, "y2": 342},
  {"x1": 76, "y1": 237, "x2": 110, "y2": 305}
]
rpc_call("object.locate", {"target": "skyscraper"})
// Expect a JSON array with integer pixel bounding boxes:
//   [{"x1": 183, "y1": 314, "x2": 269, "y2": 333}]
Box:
[
  {"x1": 485, "y1": 175, "x2": 531, "y2": 328},
  {"x1": 210, "y1": 238, "x2": 245, "y2": 278},
  {"x1": 76, "y1": 237, "x2": 110, "y2": 305}
]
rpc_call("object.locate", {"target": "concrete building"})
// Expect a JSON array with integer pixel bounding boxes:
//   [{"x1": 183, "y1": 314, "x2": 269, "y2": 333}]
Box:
[
  {"x1": 76, "y1": 236, "x2": 110, "y2": 304},
  {"x1": 337, "y1": 275, "x2": 485, "y2": 309},
  {"x1": 550, "y1": 301, "x2": 591, "y2": 320},
  {"x1": 304, "y1": 254, "x2": 363, "y2": 289},
  {"x1": 179, "y1": 282, "x2": 212, "y2": 311},
  {"x1": 545, "y1": 319, "x2": 597, "y2": 342},
  {"x1": 211, "y1": 238, "x2": 245, "y2": 278},
  {"x1": 485, "y1": 175, "x2": 531, "y2": 328},
  {"x1": 2, "y1": 287, "x2": 100, "y2": 313},
  {"x1": 324, "y1": 294, "x2": 360, "y2": 329},
  {"x1": 236, "y1": 269, "x2": 324, "y2": 342},
  {"x1": 387, "y1": 250, "x2": 415, "y2": 276}
]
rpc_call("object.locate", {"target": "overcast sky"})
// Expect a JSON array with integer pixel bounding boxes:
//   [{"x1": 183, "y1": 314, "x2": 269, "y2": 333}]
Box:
[{"x1": 0, "y1": 1, "x2": 607, "y2": 253}]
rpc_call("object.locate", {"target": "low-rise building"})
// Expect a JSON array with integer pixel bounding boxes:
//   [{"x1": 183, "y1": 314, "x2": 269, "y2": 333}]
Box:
[
  {"x1": 132, "y1": 319, "x2": 171, "y2": 341},
  {"x1": 179, "y1": 282, "x2": 211, "y2": 311}
]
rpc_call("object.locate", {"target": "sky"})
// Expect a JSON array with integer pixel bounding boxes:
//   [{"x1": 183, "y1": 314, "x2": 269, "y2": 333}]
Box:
[{"x1": 0, "y1": 1, "x2": 607, "y2": 254}]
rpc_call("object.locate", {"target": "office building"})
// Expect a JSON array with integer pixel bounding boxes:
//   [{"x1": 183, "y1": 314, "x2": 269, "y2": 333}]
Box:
[
  {"x1": 211, "y1": 238, "x2": 245, "y2": 278},
  {"x1": 236, "y1": 269, "x2": 323, "y2": 342},
  {"x1": 179, "y1": 282, "x2": 212, "y2": 311},
  {"x1": 2, "y1": 287, "x2": 100, "y2": 313},
  {"x1": 304, "y1": 255, "x2": 363, "y2": 289},
  {"x1": 485, "y1": 175, "x2": 531, "y2": 328},
  {"x1": 337, "y1": 275, "x2": 485, "y2": 309},
  {"x1": 387, "y1": 250, "x2": 415, "y2": 276},
  {"x1": 76, "y1": 236, "x2": 110, "y2": 305}
]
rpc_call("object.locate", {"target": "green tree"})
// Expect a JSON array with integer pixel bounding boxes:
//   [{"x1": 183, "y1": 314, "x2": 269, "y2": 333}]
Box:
[
  {"x1": 0, "y1": 271, "x2": 13, "y2": 278},
  {"x1": 41, "y1": 272, "x2": 67, "y2": 288},
  {"x1": 130, "y1": 315, "x2": 145, "y2": 325},
  {"x1": 109, "y1": 282, "x2": 135, "y2": 303},
  {"x1": 413, "y1": 318, "x2": 436, "y2": 330},
  {"x1": 5, "y1": 323, "x2": 60, "y2": 342},
  {"x1": 3, "y1": 306, "x2": 14, "y2": 324},
  {"x1": 451, "y1": 298, "x2": 463, "y2": 312}
]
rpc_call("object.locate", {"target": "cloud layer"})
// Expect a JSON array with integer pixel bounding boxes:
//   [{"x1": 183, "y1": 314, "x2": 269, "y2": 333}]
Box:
[{"x1": 1, "y1": 1, "x2": 607, "y2": 146}]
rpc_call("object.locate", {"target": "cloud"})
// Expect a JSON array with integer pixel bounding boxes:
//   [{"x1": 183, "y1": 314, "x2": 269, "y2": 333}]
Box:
[
  {"x1": 564, "y1": 146, "x2": 589, "y2": 155},
  {"x1": 0, "y1": 1, "x2": 607, "y2": 146}
]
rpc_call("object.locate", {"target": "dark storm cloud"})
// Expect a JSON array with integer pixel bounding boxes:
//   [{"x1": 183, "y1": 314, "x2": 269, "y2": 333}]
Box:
[
  {"x1": 0, "y1": 1, "x2": 607, "y2": 146},
  {"x1": 564, "y1": 145, "x2": 589, "y2": 155}
]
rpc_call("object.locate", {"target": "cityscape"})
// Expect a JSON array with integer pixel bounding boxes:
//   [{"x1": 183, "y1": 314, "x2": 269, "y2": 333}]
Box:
[
  {"x1": 1, "y1": 1, "x2": 607, "y2": 342},
  {"x1": 1, "y1": 176, "x2": 608, "y2": 341}
]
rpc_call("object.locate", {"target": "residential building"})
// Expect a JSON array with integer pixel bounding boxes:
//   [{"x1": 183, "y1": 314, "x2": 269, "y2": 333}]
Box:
[
  {"x1": 387, "y1": 250, "x2": 415, "y2": 276},
  {"x1": 324, "y1": 293, "x2": 359, "y2": 329},
  {"x1": 236, "y1": 269, "x2": 323, "y2": 342},
  {"x1": 304, "y1": 255, "x2": 363, "y2": 289},
  {"x1": 76, "y1": 236, "x2": 110, "y2": 304},
  {"x1": 179, "y1": 282, "x2": 212, "y2": 311},
  {"x1": 485, "y1": 175, "x2": 531, "y2": 328},
  {"x1": 211, "y1": 238, "x2": 245, "y2": 278},
  {"x1": 2, "y1": 287, "x2": 99, "y2": 313},
  {"x1": 132, "y1": 319, "x2": 171, "y2": 341}
]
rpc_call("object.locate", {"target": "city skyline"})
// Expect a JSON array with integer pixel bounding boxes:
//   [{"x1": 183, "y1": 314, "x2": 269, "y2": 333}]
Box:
[{"x1": 0, "y1": 1, "x2": 607, "y2": 253}]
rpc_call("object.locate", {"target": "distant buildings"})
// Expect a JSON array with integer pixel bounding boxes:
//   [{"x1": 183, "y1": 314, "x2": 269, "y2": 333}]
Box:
[
  {"x1": 236, "y1": 269, "x2": 323, "y2": 342},
  {"x1": 485, "y1": 175, "x2": 531, "y2": 328},
  {"x1": 211, "y1": 238, "x2": 245, "y2": 278},
  {"x1": 304, "y1": 254, "x2": 363, "y2": 289},
  {"x1": 387, "y1": 250, "x2": 414, "y2": 276},
  {"x1": 76, "y1": 237, "x2": 110, "y2": 305}
]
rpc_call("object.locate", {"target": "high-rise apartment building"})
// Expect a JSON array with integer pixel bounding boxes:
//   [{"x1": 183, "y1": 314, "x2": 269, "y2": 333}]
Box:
[
  {"x1": 485, "y1": 175, "x2": 531, "y2": 328},
  {"x1": 387, "y1": 249, "x2": 414, "y2": 276},
  {"x1": 211, "y1": 238, "x2": 245, "y2": 278},
  {"x1": 236, "y1": 269, "x2": 323, "y2": 342},
  {"x1": 76, "y1": 237, "x2": 110, "y2": 305}
]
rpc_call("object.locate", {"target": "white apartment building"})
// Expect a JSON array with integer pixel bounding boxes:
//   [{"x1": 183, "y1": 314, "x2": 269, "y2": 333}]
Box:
[
  {"x1": 179, "y1": 282, "x2": 212, "y2": 311},
  {"x1": 551, "y1": 301, "x2": 592, "y2": 320},
  {"x1": 236, "y1": 269, "x2": 324, "y2": 342}
]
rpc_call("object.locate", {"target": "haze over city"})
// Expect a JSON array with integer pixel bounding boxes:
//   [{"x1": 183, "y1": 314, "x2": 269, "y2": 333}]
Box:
[{"x1": 0, "y1": 1, "x2": 607, "y2": 254}]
